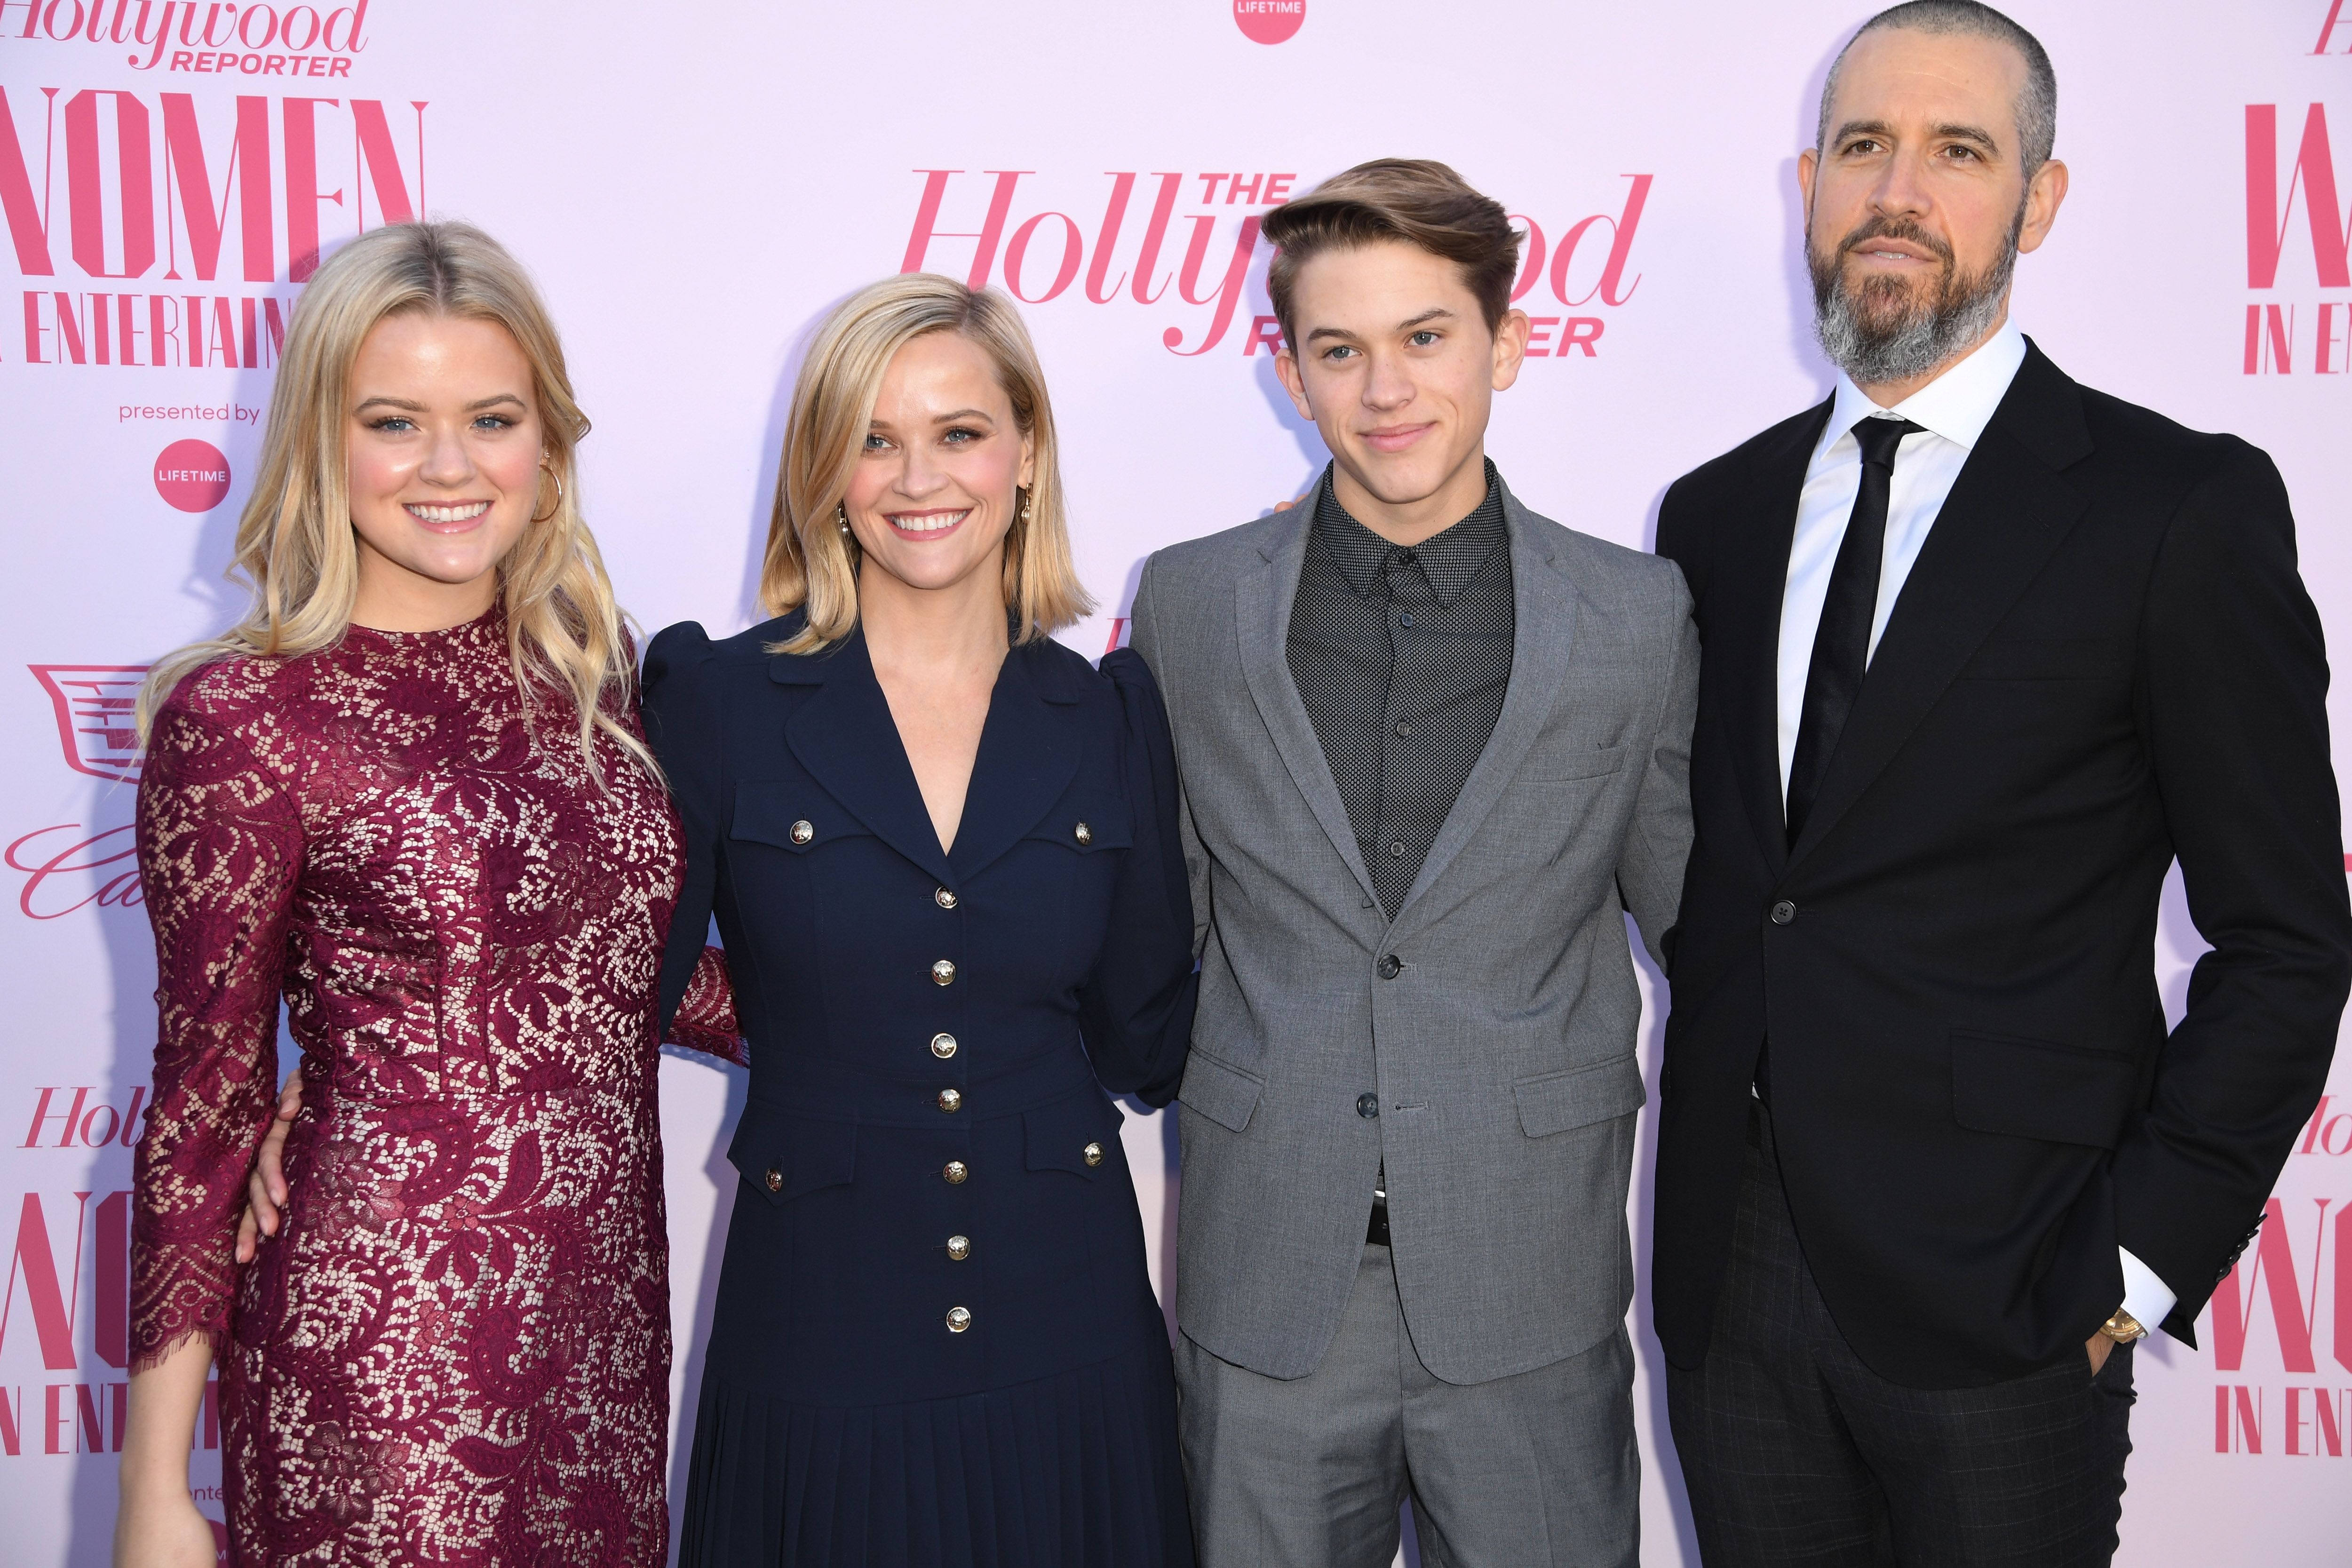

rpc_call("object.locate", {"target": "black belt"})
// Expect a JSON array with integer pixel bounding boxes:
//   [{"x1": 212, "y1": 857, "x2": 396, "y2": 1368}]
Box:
[{"x1": 1366, "y1": 1191, "x2": 1390, "y2": 1246}]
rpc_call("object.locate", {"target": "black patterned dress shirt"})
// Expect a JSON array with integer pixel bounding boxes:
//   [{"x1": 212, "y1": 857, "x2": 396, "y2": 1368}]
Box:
[{"x1": 1286, "y1": 460, "x2": 1515, "y2": 918}]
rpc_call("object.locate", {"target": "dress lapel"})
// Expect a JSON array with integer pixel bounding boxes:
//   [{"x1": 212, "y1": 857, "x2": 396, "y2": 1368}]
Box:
[
  {"x1": 1785, "y1": 345, "x2": 2094, "y2": 871},
  {"x1": 1235, "y1": 506, "x2": 1386, "y2": 913},
  {"x1": 779, "y1": 630, "x2": 955, "y2": 886},
  {"x1": 1391, "y1": 484, "x2": 1579, "y2": 930},
  {"x1": 947, "y1": 642, "x2": 1082, "y2": 882}
]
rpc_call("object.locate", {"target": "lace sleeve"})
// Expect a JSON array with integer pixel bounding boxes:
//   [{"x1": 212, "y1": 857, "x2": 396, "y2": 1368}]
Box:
[
  {"x1": 129, "y1": 702, "x2": 304, "y2": 1371},
  {"x1": 664, "y1": 945, "x2": 746, "y2": 1067}
]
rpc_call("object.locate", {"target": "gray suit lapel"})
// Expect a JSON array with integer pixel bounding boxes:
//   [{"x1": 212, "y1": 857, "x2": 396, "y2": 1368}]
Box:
[
  {"x1": 1235, "y1": 505, "x2": 1385, "y2": 913},
  {"x1": 1393, "y1": 486, "x2": 1581, "y2": 930}
]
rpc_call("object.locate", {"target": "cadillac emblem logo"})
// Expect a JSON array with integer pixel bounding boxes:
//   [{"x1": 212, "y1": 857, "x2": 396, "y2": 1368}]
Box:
[{"x1": 31, "y1": 666, "x2": 151, "y2": 783}]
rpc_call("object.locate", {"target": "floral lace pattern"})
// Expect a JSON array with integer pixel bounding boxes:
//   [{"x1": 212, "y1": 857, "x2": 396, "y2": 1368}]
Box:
[{"x1": 133, "y1": 608, "x2": 736, "y2": 1566}]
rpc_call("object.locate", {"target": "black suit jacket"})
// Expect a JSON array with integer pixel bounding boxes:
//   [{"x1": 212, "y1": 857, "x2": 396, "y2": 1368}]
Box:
[{"x1": 1653, "y1": 342, "x2": 2350, "y2": 1388}]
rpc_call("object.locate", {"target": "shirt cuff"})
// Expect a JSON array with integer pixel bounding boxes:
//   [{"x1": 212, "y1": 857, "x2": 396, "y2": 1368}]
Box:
[{"x1": 2118, "y1": 1246, "x2": 2177, "y2": 1335}]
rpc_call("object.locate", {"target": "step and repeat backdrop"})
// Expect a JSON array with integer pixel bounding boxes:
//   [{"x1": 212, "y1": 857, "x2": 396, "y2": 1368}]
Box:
[{"x1": 4, "y1": 1, "x2": 2351, "y2": 1562}]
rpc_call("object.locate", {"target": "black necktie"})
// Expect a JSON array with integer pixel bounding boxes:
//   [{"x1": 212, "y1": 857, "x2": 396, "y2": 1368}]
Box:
[{"x1": 1784, "y1": 415, "x2": 1923, "y2": 848}]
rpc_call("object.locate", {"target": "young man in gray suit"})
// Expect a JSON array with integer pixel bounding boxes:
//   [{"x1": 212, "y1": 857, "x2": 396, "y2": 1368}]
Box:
[{"x1": 1129, "y1": 159, "x2": 1697, "y2": 1568}]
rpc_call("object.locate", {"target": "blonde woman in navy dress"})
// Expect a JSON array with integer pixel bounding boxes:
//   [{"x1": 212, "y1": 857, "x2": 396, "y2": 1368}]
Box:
[{"x1": 645, "y1": 274, "x2": 1198, "y2": 1567}]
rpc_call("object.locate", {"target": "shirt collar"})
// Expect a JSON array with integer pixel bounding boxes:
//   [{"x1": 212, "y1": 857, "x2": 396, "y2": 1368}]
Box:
[
  {"x1": 1310, "y1": 459, "x2": 1508, "y2": 605},
  {"x1": 1818, "y1": 320, "x2": 2028, "y2": 462}
]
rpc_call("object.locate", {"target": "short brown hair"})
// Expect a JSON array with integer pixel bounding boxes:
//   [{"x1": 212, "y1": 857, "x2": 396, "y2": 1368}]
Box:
[{"x1": 1263, "y1": 159, "x2": 1521, "y2": 352}]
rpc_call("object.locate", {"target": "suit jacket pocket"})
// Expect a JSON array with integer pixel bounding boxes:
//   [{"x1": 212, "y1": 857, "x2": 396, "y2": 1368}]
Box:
[
  {"x1": 1523, "y1": 743, "x2": 1628, "y2": 783},
  {"x1": 728, "y1": 1101, "x2": 858, "y2": 1205},
  {"x1": 1180, "y1": 1050, "x2": 1264, "y2": 1133},
  {"x1": 1957, "y1": 637, "x2": 2122, "y2": 682},
  {"x1": 1515, "y1": 1055, "x2": 1646, "y2": 1137},
  {"x1": 1949, "y1": 1029, "x2": 2137, "y2": 1148}
]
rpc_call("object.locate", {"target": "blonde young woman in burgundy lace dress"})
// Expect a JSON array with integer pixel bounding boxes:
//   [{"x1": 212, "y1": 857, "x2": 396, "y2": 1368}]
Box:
[{"x1": 112, "y1": 222, "x2": 737, "y2": 1568}]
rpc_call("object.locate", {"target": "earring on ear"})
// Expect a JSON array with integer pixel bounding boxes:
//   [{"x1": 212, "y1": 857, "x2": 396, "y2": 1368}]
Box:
[
  {"x1": 837, "y1": 502, "x2": 852, "y2": 537},
  {"x1": 1020, "y1": 487, "x2": 1033, "y2": 524},
  {"x1": 531, "y1": 462, "x2": 564, "y2": 523}
]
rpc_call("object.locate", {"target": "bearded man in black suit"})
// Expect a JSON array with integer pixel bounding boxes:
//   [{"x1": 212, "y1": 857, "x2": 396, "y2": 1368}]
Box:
[{"x1": 1653, "y1": 4, "x2": 2350, "y2": 1564}]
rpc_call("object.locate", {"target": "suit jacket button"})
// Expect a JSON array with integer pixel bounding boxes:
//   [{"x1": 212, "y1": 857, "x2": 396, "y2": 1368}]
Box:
[
  {"x1": 1769, "y1": 900, "x2": 1796, "y2": 926},
  {"x1": 1357, "y1": 1093, "x2": 1381, "y2": 1119},
  {"x1": 1376, "y1": 955, "x2": 1402, "y2": 979},
  {"x1": 935, "y1": 886, "x2": 958, "y2": 910},
  {"x1": 932, "y1": 959, "x2": 957, "y2": 985},
  {"x1": 946, "y1": 1234, "x2": 971, "y2": 1261},
  {"x1": 943, "y1": 1160, "x2": 969, "y2": 1184},
  {"x1": 789, "y1": 819, "x2": 813, "y2": 845},
  {"x1": 946, "y1": 1306, "x2": 972, "y2": 1333},
  {"x1": 931, "y1": 1032, "x2": 958, "y2": 1059},
  {"x1": 938, "y1": 1088, "x2": 963, "y2": 1113},
  {"x1": 1075, "y1": 821, "x2": 1093, "y2": 846},
  {"x1": 764, "y1": 1169, "x2": 782, "y2": 1192},
  {"x1": 1083, "y1": 1141, "x2": 1105, "y2": 1167}
]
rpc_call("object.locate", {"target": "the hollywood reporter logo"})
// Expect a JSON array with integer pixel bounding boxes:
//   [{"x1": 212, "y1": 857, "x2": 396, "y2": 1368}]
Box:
[
  {"x1": 1, "y1": 0, "x2": 374, "y2": 76},
  {"x1": 899, "y1": 168, "x2": 1652, "y2": 359}
]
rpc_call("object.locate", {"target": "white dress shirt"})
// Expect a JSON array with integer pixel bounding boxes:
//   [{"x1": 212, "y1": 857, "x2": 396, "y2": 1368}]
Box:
[{"x1": 1776, "y1": 321, "x2": 2177, "y2": 1339}]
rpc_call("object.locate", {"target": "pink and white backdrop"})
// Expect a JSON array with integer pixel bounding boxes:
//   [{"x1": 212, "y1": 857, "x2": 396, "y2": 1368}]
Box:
[{"x1": 4, "y1": 1, "x2": 2350, "y2": 1562}]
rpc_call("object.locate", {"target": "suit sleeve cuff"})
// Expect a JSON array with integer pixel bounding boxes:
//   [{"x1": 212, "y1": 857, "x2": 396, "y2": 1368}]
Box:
[{"x1": 2119, "y1": 1246, "x2": 2177, "y2": 1333}]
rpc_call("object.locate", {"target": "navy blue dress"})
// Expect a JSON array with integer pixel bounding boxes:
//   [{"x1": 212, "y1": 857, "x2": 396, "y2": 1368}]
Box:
[{"x1": 645, "y1": 614, "x2": 1198, "y2": 1568}]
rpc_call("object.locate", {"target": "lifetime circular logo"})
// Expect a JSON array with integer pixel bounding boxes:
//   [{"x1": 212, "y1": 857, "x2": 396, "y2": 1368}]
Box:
[
  {"x1": 1234, "y1": 0, "x2": 1305, "y2": 45},
  {"x1": 154, "y1": 439, "x2": 232, "y2": 512}
]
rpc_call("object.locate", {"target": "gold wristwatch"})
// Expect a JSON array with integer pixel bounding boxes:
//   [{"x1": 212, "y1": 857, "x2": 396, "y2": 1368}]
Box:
[{"x1": 2098, "y1": 1308, "x2": 2148, "y2": 1345}]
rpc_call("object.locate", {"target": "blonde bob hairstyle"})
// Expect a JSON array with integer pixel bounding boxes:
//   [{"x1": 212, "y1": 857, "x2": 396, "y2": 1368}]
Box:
[
  {"x1": 761, "y1": 274, "x2": 1092, "y2": 653},
  {"x1": 137, "y1": 221, "x2": 653, "y2": 780}
]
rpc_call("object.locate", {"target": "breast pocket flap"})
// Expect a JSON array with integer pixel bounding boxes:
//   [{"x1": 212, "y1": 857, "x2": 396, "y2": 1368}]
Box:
[
  {"x1": 727, "y1": 1102, "x2": 858, "y2": 1205},
  {"x1": 730, "y1": 780, "x2": 864, "y2": 854},
  {"x1": 1950, "y1": 1030, "x2": 2138, "y2": 1149},
  {"x1": 1180, "y1": 1050, "x2": 1264, "y2": 1134},
  {"x1": 1025, "y1": 796, "x2": 1135, "y2": 854},
  {"x1": 1960, "y1": 637, "x2": 2123, "y2": 682},
  {"x1": 1524, "y1": 743, "x2": 1629, "y2": 784},
  {"x1": 1515, "y1": 1055, "x2": 1646, "y2": 1138},
  {"x1": 1024, "y1": 1087, "x2": 1125, "y2": 1177}
]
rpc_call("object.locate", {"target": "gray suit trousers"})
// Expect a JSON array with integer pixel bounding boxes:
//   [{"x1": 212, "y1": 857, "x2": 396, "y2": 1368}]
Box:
[{"x1": 1176, "y1": 1243, "x2": 1639, "y2": 1568}]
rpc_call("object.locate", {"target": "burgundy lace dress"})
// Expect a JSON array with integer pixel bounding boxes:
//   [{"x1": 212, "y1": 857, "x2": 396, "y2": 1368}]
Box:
[{"x1": 131, "y1": 607, "x2": 740, "y2": 1567}]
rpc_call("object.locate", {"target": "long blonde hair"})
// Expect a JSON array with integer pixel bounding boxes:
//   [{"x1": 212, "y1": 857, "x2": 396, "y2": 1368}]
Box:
[
  {"x1": 137, "y1": 221, "x2": 652, "y2": 780},
  {"x1": 762, "y1": 274, "x2": 1092, "y2": 654}
]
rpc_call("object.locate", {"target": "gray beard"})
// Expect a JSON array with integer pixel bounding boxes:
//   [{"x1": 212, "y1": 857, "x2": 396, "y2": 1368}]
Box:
[{"x1": 1811, "y1": 233, "x2": 2017, "y2": 386}]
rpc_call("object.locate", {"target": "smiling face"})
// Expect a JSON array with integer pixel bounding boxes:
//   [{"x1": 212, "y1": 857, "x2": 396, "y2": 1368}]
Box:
[
  {"x1": 1274, "y1": 239, "x2": 1528, "y2": 545},
  {"x1": 1800, "y1": 24, "x2": 2067, "y2": 396},
  {"x1": 842, "y1": 329, "x2": 1035, "y2": 602},
  {"x1": 344, "y1": 311, "x2": 545, "y2": 628}
]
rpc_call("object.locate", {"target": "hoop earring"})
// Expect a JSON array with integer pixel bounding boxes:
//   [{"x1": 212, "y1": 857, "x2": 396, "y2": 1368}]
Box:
[{"x1": 532, "y1": 463, "x2": 563, "y2": 523}]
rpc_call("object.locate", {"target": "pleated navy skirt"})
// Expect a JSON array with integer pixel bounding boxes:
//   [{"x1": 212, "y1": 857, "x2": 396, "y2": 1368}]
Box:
[{"x1": 679, "y1": 1335, "x2": 1196, "y2": 1568}]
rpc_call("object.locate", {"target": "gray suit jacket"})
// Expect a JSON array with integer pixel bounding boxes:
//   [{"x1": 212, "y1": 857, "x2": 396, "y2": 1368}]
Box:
[{"x1": 1132, "y1": 478, "x2": 1697, "y2": 1385}]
